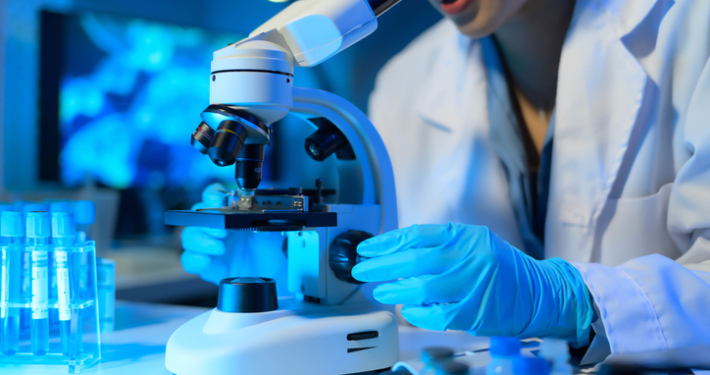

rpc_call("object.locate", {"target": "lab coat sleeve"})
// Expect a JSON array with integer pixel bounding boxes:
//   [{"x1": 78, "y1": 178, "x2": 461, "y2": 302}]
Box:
[{"x1": 572, "y1": 255, "x2": 710, "y2": 362}]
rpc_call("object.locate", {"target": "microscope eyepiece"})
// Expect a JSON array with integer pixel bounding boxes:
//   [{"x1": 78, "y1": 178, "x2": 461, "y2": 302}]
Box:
[
  {"x1": 191, "y1": 122, "x2": 216, "y2": 155},
  {"x1": 368, "y1": 0, "x2": 402, "y2": 16},
  {"x1": 305, "y1": 119, "x2": 355, "y2": 162},
  {"x1": 236, "y1": 144, "x2": 266, "y2": 191},
  {"x1": 207, "y1": 120, "x2": 249, "y2": 167}
]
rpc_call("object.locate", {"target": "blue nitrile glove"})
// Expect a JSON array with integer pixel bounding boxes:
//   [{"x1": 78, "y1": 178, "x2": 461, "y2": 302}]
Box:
[
  {"x1": 352, "y1": 223, "x2": 594, "y2": 347},
  {"x1": 181, "y1": 183, "x2": 288, "y2": 287}
]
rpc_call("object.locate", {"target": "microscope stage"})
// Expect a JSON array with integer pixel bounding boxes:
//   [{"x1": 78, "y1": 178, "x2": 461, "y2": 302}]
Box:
[{"x1": 165, "y1": 209, "x2": 337, "y2": 231}]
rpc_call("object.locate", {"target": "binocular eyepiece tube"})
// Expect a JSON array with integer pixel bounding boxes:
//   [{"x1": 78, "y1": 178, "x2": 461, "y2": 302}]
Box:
[{"x1": 368, "y1": 0, "x2": 402, "y2": 16}]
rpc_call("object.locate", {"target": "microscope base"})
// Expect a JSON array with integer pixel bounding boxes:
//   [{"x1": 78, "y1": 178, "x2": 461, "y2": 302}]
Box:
[{"x1": 165, "y1": 300, "x2": 400, "y2": 375}]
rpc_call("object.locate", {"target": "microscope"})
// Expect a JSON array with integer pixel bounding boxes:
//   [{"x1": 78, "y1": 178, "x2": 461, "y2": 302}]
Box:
[{"x1": 165, "y1": 1, "x2": 404, "y2": 374}]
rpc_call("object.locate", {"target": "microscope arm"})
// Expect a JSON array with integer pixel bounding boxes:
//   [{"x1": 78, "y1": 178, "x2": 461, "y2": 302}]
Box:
[{"x1": 289, "y1": 87, "x2": 398, "y2": 234}]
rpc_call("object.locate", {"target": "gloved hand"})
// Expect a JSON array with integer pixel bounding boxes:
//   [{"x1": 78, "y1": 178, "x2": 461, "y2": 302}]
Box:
[
  {"x1": 180, "y1": 183, "x2": 288, "y2": 287},
  {"x1": 352, "y1": 223, "x2": 594, "y2": 347}
]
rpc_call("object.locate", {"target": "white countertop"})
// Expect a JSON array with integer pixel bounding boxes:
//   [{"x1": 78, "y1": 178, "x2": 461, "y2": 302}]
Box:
[
  {"x1": 0, "y1": 301, "x2": 490, "y2": 375},
  {"x1": 3, "y1": 302, "x2": 705, "y2": 375}
]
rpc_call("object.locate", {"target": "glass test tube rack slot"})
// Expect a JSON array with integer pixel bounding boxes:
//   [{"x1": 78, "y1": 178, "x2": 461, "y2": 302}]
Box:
[{"x1": 0, "y1": 241, "x2": 101, "y2": 373}]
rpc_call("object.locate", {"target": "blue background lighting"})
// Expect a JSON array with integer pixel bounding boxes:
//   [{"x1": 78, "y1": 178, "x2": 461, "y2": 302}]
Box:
[{"x1": 58, "y1": 12, "x2": 246, "y2": 190}]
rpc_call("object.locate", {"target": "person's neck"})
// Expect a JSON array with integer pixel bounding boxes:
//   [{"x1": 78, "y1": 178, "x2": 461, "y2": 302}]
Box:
[{"x1": 493, "y1": 0, "x2": 576, "y2": 111}]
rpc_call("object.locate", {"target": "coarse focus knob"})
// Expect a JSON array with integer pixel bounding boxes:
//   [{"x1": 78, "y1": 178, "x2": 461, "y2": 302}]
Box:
[
  {"x1": 329, "y1": 230, "x2": 374, "y2": 284},
  {"x1": 217, "y1": 277, "x2": 278, "y2": 313}
]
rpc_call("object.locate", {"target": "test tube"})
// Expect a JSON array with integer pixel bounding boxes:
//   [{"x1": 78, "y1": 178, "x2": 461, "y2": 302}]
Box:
[
  {"x1": 96, "y1": 258, "x2": 115, "y2": 332},
  {"x1": 0, "y1": 206, "x2": 13, "y2": 332},
  {"x1": 74, "y1": 201, "x2": 95, "y2": 242},
  {"x1": 27, "y1": 211, "x2": 51, "y2": 355},
  {"x1": 73, "y1": 201, "x2": 93, "y2": 355},
  {"x1": 52, "y1": 212, "x2": 75, "y2": 356},
  {"x1": 48, "y1": 202, "x2": 71, "y2": 331},
  {"x1": 1, "y1": 210, "x2": 23, "y2": 355},
  {"x1": 50, "y1": 202, "x2": 73, "y2": 214},
  {"x1": 20, "y1": 204, "x2": 49, "y2": 332},
  {"x1": 12, "y1": 201, "x2": 31, "y2": 211},
  {"x1": 24, "y1": 203, "x2": 50, "y2": 213}
]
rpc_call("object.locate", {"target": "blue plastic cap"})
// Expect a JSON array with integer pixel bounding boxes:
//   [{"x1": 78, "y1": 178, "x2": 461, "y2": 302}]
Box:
[
  {"x1": 23, "y1": 203, "x2": 50, "y2": 214},
  {"x1": 489, "y1": 337, "x2": 522, "y2": 357},
  {"x1": 12, "y1": 201, "x2": 31, "y2": 210},
  {"x1": 52, "y1": 212, "x2": 76, "y2": 238},
  {"x1": 74, "y1": 200, "x2": 96, "y2": 225},
  {"x1": 434, "y1": 360, "x2": 469, "y2": 375},
  {"x1": 1, "y1": 211, "x2": 24, "y2": 237},
  {"x1": 50, "y1": 201, "x2": 73, "y2": 213},
  {"x1": 513, "y1": 357, "x2": 551, "y2": 375},
  {"x1": 0, "y1": 204, "x2": 15, "y2": 212},
  {"x1": 26, "y1": 211, "x2": 51, "y2": 238},
  {"x1": 421, "y1": 346, "x2": 455, "y2": 365}
]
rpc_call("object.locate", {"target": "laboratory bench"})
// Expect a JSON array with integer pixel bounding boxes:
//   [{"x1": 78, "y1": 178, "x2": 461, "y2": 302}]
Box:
[
  {"x1": 0, "y1": 301, "x2": 493, "y2": 375},
  {"x1": 1, "y1": 301, "x2": 707, "y2": 375},
  {"x1": 106, "y1": 246, "x2": 218, "y2": 306}
]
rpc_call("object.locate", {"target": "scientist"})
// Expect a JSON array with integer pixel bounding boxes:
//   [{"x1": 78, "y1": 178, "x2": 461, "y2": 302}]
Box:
[{"x1": 182, "y1": 0, "x2": 710, "y2": 365}]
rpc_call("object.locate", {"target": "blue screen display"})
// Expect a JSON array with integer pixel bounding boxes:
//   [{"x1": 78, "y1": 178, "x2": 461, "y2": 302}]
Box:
[{"x1": 58, "y1": 12, "x2": 260, "y2": 190}]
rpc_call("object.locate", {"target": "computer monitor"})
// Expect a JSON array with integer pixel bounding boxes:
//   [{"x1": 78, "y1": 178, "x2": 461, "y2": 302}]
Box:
[{"x1": 38, "y1": 10, "x2": 275, "y2": 190}]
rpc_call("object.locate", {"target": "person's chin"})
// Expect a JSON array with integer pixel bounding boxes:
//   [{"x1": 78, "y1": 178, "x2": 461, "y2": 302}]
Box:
[{"x1": 449, "y1": 16, "x2": 499, "y2": 39}]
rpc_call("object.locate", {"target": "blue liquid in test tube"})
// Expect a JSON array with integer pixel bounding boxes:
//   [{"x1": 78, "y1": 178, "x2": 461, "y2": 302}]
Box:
[
  {"x1": 1, "y1": 210, "x2": 23, "y2": 355},
  {"x1": 51, "y1": 211, "x2": 76, "y2": 356},
  {"x1": 27, "y1": 211, "x2": 51, "y2": 356}
]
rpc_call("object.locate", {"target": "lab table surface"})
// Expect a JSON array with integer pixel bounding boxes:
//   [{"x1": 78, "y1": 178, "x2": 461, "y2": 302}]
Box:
[
  {"x1": 0, "y1": 301, "x2": 493, "y2": 375},
  {"x1": 4, "y1": 302, "x2": 706, "y2": 375}
]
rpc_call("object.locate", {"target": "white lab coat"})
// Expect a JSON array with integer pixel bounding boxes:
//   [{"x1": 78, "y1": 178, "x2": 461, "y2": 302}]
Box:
[{"x1": 369, "y1": 0, "x2": 710, "y2": 364}]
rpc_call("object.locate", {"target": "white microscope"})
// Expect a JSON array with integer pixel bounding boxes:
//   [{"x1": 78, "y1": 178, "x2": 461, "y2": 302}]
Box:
[{"x1": 164, "y1": 1, "x2": 406, "y2": 374}]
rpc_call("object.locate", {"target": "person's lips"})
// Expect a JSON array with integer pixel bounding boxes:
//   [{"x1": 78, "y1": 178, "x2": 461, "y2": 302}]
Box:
[{"x1": 440, "y1": 0, "x2": 474, "y2": 15}]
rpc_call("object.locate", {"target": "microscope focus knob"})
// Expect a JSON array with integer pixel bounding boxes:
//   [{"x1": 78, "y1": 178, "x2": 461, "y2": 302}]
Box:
[
  {"x1": 329, "y1": 230, "x2": 374, "y2": 284},
  {"x1": 217, "y1": 277, "x2": 278, "y2": 313}
]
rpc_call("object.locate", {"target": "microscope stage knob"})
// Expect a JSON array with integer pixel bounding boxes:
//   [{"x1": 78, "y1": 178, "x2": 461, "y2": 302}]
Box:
[
  {"x1": 329, "y1": 230, "x2": 374, "y2": 284},
  {"x1": 217, "y1": 277, "x2": 278, "y2": 313}
]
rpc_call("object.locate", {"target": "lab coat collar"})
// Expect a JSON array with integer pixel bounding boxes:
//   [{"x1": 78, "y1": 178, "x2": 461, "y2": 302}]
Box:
[
  {"x1": 413, "y1": 0, "x2": 660, "y2": 136},
  {"x1": 599, "y1": 0, "x2": 660, "y2": 38},
  {"x1": 412, "y1": 0, "x2": 665, "y2": 262}
]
